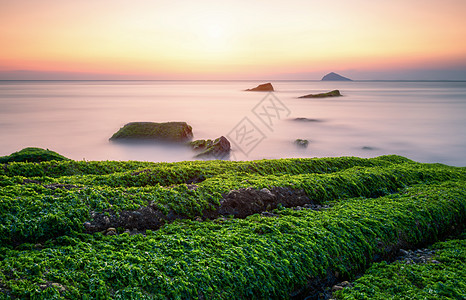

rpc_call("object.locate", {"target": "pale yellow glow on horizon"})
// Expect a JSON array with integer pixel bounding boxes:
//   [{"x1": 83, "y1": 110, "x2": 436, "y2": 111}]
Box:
[{"x1": 1, "y1": 0, "x2": 466, "y2": 79}]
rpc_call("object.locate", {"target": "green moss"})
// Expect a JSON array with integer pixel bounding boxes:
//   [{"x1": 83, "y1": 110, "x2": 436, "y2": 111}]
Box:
[
  {"x1": 0, "y1": 180, "x2": 464, "y2": 299},
  {"x1": 335, "y1": 233, "x2": 466, "y2": 299},
  {"x1": 109, "y1": 122, "x2": 193, "y2": 142},
  {"x1": 0, "y1": 155, "x2": 464, "y2": 298},
  {"x1": 0, "y1": 147, "x2": 69, "y2": 163}
]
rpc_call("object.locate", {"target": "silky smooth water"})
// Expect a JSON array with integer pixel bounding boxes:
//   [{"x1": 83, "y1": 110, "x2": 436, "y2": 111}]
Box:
[{"x1": 0, "y1": 80, "x2": 465, "y2": 166}]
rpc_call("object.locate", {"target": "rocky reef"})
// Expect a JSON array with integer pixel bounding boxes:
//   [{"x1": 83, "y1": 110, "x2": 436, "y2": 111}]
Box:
[{"x1": 299, "y1": 90, "x2": 341, "y2": 98}]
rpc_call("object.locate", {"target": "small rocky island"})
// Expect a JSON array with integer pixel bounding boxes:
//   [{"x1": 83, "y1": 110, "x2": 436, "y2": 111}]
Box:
[
  {"x1": 321, "y1": 72, "x2": 352, "y2": 81},
  {"x1": 299, "y1": 90, "x2": 341, "y2": 98},
  {"x1": 109, "y1": 122, "x2": 193, "y2": 142},
  {"x1": 245, "y1": 83, "x2": 274, "y2": 91}
]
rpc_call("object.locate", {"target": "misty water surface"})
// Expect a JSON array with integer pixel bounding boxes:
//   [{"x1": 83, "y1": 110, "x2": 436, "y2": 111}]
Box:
[{"x1": 0, "y1": 80, "x2": 465, "y2": 166}]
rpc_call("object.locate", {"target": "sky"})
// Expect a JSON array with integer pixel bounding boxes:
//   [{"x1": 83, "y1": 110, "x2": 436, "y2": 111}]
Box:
[{"x1": 1, "y1": 0, "x2": 466, "y2": 80}]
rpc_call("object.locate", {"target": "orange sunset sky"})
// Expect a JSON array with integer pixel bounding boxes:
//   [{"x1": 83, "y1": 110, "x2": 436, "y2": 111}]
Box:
[{"x1": 1, "y1": 0, "x2": 466, "y2": 80}]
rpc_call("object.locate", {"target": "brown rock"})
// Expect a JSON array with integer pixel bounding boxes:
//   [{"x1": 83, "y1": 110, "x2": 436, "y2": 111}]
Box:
[{"x1": 245, "y1": 83, "x2": 274, "y2": 92}]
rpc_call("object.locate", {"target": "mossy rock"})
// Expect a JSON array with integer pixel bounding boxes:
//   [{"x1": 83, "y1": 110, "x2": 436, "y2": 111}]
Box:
[
  {"x1": 189, "y1": 136, "x2": 231, "y2": 158},
  {"x1": 299, "y1": 90, "x2": 341, "y2": 98},
  {"x1": 0, "y1": 147, "x2": 69, "y2": 163},
  {"x1": 294, "y1": 139, "x2": 309, "y2": 148},
  {"x1": 110, "y1": 122, "x2": 193, "y2": 142}
]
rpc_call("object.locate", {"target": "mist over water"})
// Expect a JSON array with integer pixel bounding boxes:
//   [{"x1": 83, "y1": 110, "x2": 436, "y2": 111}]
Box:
[{"x1": 0, "y1": 80, "x2": 465, "y2": 166}]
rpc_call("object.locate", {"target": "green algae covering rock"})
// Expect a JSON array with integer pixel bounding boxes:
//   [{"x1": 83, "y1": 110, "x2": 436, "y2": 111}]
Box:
[
  {"x1": 109, "y1": 121, "x2": 193, "y2": 142},
  {"x1": 189, "y1": 136, "x2": 231, "y2": 158}
]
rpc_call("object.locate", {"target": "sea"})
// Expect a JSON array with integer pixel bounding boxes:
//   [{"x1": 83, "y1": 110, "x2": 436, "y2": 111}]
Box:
[{"x1": 0, "y1": 80, "x2": 465, "y2": 166}]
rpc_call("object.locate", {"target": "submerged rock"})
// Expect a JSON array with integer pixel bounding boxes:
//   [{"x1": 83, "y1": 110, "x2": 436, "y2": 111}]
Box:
[
  {"x1": 299, "y1": 90, "x2": 341, "y2": 98},
  {"x1": 362, "y1": 146, "x2": 377, "y2": 151},
  {"x1": 109, "y1": 122, "x2": 193, "y2": 142},
  {"x1": 294, "y1": 139, "x2": 309, "y2": 148},
  {"x1": 245, "y1": 83, "x2": 274, "y2": 92},
  {"x1": 190, "y1": 136, "x2": 231, "y2": 158},
  {"x1": 292, "y1": 117, "x2": 323, "y2": 122},
  {"x1": 321, "y1": 72, "x2": 352, "y2": 81}
]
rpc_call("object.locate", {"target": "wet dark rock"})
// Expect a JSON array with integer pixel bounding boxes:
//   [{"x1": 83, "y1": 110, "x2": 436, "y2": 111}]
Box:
[
  {"x1": 218, "y1": 187, "x2": 312, "y2": 218},
  {"x1": 399, "y1": 249, "x2": 409, "y2": 256},
  {"x1": 299, "y1": 90, "x2": 341, "y2": 98},
  {"x1": 261, "y1": 211, "x2": 279, "y2": 217},
  {"x1": 105, "y1": 228, "x2": 117, "y2": 236},
  {"x1": 109, "y1": 122, "x2": 193, "y2": 142},
  {"x1": 331, "y1": 285, "x2": 344, "y2": 292},
  {"x1": 395, "y1": 247, "x2": 438, "y2": 264},
  {"x1": 22, "y1": 179, "x2": 79, "y2": 190},
  {"x1": 22, "y1": 179, "x2": 42, "y2": 185},
  {"x1": 245, "y1": 83, "x2": 274, "y2": 92},
  {"x1": 84, "y1": 186, "x2": 314, "y2": 234},
  {"x1": 303, "y1": 203, "x2": 331, "y2": 211}
]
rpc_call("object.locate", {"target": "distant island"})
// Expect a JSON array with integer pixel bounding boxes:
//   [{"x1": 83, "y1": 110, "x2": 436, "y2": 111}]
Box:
[{"x1": 321, "y1": 72, "x2": 352, "y2": 81}]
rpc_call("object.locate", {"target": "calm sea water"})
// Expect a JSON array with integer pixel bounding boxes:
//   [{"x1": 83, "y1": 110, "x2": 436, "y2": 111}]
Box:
[{"x1": 0, "y1": 80, "x2": 465, "y2": 166}]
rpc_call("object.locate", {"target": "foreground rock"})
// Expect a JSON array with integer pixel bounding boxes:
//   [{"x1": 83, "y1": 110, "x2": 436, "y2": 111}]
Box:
[
  {"x1": 0, "y1": 147, "x2": 69, "y2": 163},
  {"x1": 109, "y1": 122, "x2": 193, "y2": 142},
  {"x1": 299, "y1": 90, "x2": 341, "y2": 98},
  {"x1": 84, "y1": 186, "x2": 313, "y2": 233},
  {"x1": 218, "y1": 187, "x2": 311, "y2": 218},
  {"x1": 321, "y1": 72, "x2": 352, "y2": 81},
  {"x1": 189, "y1": 136, "x2": 231, "y2": 158},
  {"x1": 245, "y1": 83, "x2": 274, "y2": 91}
]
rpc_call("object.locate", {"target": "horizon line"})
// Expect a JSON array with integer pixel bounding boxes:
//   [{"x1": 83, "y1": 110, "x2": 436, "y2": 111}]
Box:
[{"x1": 1, "y1": 79, "x2": 466, "y2": 82}]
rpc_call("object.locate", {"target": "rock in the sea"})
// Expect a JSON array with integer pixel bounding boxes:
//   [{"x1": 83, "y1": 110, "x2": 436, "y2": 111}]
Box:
[
  {"x1": 189, "y1": 136, "x2": 231, "y2": 158},
  {"x1": 245, "y1": 83, "x2": 274, "y2": 91},
  {"x1": 294, "y1": 139, "x2": 309, "y2": 148},
  {"x1": 109, "y1": 122, "x2": 193, "y2": 142},
  {"x1": 321, "y1": 72, "x2": 352, "y2": 81},
  {"x1": 299, "y1": 90, "x2": 341, "y2": 98},
  {"x1": 362, "y1": 146, "x2": 377, "y2": 151},
  {"x1": 292, "y1": 117, "x2": 323, "y2": 122}
]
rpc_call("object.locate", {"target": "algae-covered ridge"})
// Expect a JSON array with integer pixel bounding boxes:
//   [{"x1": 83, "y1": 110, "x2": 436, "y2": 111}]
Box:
[
  {"x1": 334, "y1": 232, "x2": 466, "y2": 299},
  {"x1": 0, "y1": 155, "x2": 465, "y2": 299}
]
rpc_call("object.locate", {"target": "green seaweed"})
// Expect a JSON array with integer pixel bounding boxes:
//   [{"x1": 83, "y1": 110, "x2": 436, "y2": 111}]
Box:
[
  {"x1": 0, "y1": 152, "x2": 465, "y2": 299},
  {"x1": 334, "y1": 233, "x2": 466, "y2": 299}
]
